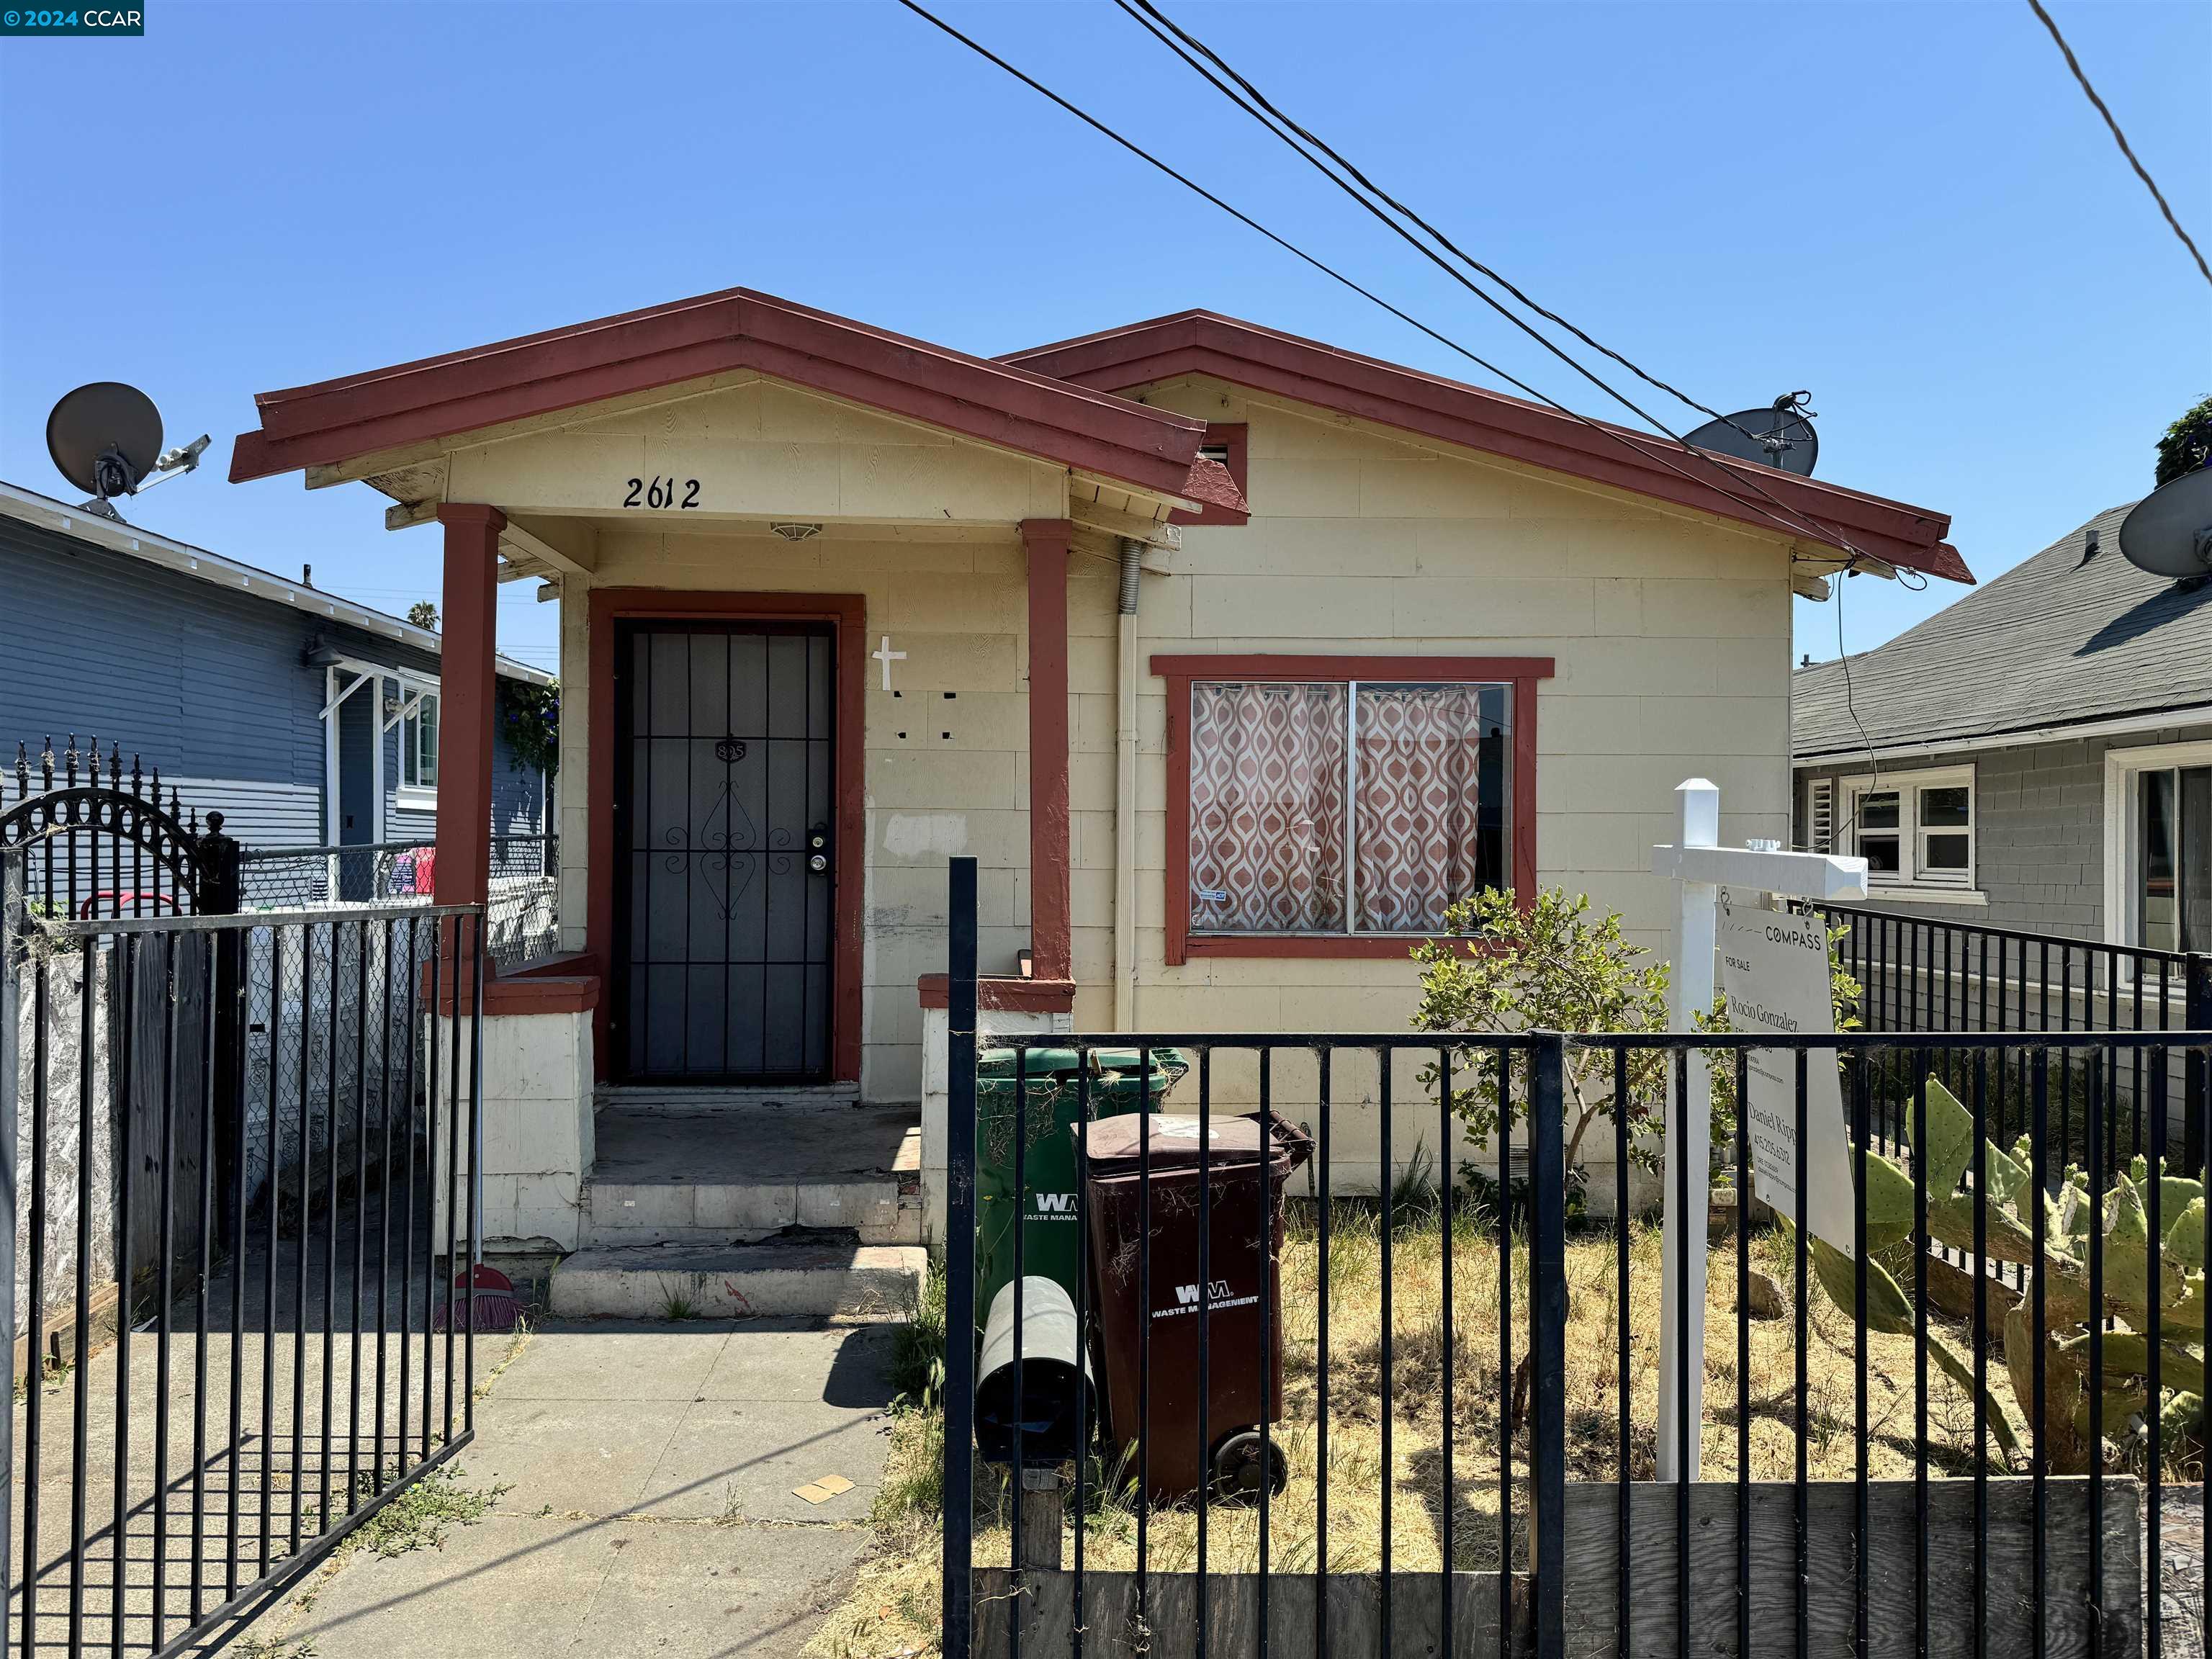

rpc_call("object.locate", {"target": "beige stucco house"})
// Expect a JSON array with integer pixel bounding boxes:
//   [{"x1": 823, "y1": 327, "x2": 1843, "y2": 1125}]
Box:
[{"x1": 229, "y1": 288, "x2": 1968, "y2": 1260}]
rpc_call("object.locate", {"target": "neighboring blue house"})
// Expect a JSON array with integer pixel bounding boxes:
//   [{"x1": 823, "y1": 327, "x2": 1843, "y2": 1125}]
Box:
[{"x1": 0, "y1": 480, "x2": 553, "y2": 880}]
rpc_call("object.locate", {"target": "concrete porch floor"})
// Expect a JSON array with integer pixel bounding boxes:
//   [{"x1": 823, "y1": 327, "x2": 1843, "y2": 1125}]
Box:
[{"x1": 581, "y1": 1097, "x2": 924, "y2": 1248}]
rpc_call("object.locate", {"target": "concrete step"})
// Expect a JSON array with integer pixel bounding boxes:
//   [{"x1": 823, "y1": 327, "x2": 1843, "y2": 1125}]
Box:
[
  {"x1": 593, "y1": 1083, "x2": 862, "y2": 1114},
  {"x1": 547, "y1": 1237, "x2": 927, "y2": 1322},
  {"x1": 581, "y1": 1100, "x2": 922, "y2": 1249}
]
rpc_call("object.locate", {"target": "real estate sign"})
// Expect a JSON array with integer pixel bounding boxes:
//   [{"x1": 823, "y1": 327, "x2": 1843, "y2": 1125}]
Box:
[{"x1": 1716, "y1": 887, "x2": 1856, "y2": 1256}]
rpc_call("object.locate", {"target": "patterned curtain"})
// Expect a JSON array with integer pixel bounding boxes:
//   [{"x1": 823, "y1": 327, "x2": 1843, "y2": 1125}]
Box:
[
  {"x1": 1353, "y1": 683, "x2": 1497, "y2": 932},
  {"x1": 1190, "y1": 682, "x2": 1348, "y2": 933}
]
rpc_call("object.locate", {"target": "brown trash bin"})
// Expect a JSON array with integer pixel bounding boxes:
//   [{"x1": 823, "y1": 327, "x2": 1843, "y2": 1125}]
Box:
[{"x1": 1079, "y1": 1111, "x2": 1313, "y2": 1503}]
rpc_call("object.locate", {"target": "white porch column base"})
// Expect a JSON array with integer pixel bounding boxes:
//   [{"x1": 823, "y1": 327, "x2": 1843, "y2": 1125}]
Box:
[{"x1": 432, "y1": 1009, "x2": 595, "y2": 1255}]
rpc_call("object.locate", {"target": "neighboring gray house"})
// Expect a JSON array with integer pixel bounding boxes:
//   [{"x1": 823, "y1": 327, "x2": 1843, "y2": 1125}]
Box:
[
  {"x1": 0, "y1": 480, "x2": 553, "y2": 875},
  {"x1": 1794, "y1": 501, "x2": 2211, "y2": 953}
]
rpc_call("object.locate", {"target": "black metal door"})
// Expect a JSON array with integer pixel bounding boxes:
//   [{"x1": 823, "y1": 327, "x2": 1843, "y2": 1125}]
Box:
[{"x1": 613, "y1": 621, "x2": 836, "y2": 1082}]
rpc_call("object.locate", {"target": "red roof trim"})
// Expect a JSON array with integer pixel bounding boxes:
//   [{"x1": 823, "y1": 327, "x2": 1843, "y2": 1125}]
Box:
[
  {"x1": 1005, "y1": 311, "x2": 1970, "y2": 583},
  {"x1": 230, "y1": 287, "x2": 1207, "y2": 499}
]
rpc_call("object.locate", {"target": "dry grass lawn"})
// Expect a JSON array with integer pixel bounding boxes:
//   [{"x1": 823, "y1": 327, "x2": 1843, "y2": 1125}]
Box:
[{"x1": 806, "y1": 1201, "x2": 2088, "y2": 1659}]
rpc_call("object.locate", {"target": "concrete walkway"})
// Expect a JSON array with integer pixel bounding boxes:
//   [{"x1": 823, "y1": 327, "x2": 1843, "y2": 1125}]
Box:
[{"x1": 253, "y1": 1318, "x2": 901, "y2": 1659}]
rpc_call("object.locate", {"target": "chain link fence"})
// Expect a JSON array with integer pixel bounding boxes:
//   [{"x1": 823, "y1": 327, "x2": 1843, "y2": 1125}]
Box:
[{"x1": 238, "y1": 835, "x2": 557, "y2": 966}]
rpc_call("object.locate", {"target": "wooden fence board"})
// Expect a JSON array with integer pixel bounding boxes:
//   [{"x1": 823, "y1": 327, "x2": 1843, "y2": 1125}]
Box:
[
  {"x1": 973, "y1": 1568, "x2": 1532, "y2": 1659},
  {"x1": 1561, "y1": 1478, "x2": 2139, "y2": 1659},
  {"x1": 977, "y1": 1480, "x2": 2141, "y2": 1658}
]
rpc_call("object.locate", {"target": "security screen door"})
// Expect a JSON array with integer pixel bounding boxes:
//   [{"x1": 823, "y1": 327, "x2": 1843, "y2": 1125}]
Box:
[{"x1": 613, "y1": 621, "x2": 836, "y2": 1082}]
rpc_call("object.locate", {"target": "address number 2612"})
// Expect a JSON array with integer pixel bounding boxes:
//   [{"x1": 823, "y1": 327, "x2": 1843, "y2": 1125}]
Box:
[{"x1": 623, "y1": 476, "x2": 701, "y2": 510}]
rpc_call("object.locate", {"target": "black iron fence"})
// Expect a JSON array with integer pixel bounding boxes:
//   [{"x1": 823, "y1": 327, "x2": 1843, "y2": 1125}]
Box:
[
  {"x1": 1817, "y1": 903, "x2": 2212, "y2": 1041},
  {"x1": 939, "y1": 866, "x2": 2211, "y2": 1659},
  {"x1": 3, "y1": 740, "x2": 218, "y2": 922},
  {"x1": 1818, "y1": 901, "x2": 2212, "y2": 1172},
  {"x1": 1, "y1": 852, "x2": 488, "y2": 1658}
]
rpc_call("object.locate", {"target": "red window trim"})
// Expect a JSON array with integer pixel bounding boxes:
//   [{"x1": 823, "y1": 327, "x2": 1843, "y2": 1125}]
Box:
[
  {"x1": 1153, "y1": 653, "x2": 1552, "y2": 965},
  {"x1": 1170, "y1": 422, "x2": 1248, "y2": 528}
]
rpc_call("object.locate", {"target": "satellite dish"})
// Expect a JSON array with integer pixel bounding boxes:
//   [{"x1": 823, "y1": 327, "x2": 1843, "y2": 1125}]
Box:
[
  {"x1": 2117, "y1": 467, "x2": 2212, "y2": 584},
  {"x1": 47, "y1": 382, "x2": 164, "y2": 513},
  {"x1": 1683, "y1": 392, "x2": 1820, "y2": 477}
]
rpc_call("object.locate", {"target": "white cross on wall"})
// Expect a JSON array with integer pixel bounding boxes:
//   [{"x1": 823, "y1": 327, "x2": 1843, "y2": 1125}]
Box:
[{"x1": 872, "y1": 635, "x2": 907, "y2": 691}]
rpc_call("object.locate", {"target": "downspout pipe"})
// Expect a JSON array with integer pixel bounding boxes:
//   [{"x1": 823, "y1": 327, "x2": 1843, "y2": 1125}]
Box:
[{"x1": 1114, "y1": 538, "x2": 1143, "y2": 1030}]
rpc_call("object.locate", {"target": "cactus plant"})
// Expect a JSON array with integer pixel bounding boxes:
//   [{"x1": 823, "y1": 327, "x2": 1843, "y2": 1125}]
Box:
[{"x1": 1791, "y1": 1072, "x2": 2206, "y2": 1472}]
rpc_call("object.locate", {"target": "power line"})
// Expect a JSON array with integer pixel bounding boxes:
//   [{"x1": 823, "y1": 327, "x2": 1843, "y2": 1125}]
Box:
[
  {"x1": 1118, "y1": 0, "x2": 1758, "y2": 444},
  {"x1": 1110, "y1": 0, "x2": 1875, "y2": 569},
  {"x1": 893, "y1": 0, "x2": 1872, "y2": 565},
  {"x1": 2027, "y1": 0, "x2": 2212, "y2": 289}
]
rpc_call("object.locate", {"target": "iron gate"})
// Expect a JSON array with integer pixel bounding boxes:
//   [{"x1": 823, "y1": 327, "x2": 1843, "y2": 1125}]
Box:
[
  {"x1": 3, "y1": 739, "x2": 222, "y2": 923},
  {"x1": 1, "y1": 847, "x2": 489, "y2": 1657},
  {"x1": 937, "y1": 860, "x2": 2211, "y2": 1659}
]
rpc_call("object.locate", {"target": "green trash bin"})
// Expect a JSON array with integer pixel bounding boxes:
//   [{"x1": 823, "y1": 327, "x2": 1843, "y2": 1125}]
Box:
[{"x1": 975, "y1": 1046, "x2": 1190, "y2": 1323}]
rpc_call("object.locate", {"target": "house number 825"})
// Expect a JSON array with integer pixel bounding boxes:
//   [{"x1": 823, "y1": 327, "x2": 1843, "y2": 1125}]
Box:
[{"x1": 624, "y1": 476, "x2": 701, "y2": 510}]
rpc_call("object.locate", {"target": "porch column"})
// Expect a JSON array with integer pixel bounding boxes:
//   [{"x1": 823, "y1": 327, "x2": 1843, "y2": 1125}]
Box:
[
  {"x1": 433, "y1": 503, "x2": 505, "y2": 906},
  {"x1": 1022, "y1": 517, "x2": 1073, "y2": 981}
]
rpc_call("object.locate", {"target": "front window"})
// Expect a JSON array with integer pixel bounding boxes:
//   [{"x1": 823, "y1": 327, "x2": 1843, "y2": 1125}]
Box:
[
  {"x1": 1188, "y1": 678, "x2": 1510, "y2": 937},
  {"x1": 403, "y1": 692, "x2": 439, "y2": 791},
  {"x1": 1846, "y1": 766, "x2": 1974, "y2": 890}
]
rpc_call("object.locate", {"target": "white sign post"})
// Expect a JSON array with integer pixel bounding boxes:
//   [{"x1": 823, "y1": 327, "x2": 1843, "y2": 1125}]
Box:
[{"x1": 1650, "y1": 779, "x2": 1868, "y2": 1482}]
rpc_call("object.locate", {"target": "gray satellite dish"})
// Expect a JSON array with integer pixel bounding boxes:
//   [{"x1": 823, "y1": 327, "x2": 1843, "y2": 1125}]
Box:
[
  {"x1": 47, "y1": 382, "x2": 164, "y2": 518},
  {"x1": 2118, "y1": 467, "x2": 2212, "y2": 584},
  {"x1": 1683, "y1": 392, "x2": 1820, "y2": 477}
]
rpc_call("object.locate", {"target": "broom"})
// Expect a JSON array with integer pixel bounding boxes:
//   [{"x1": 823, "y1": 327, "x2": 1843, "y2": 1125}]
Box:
[{"x1": 435, "y1": 1262, "x2": 524, "y2": 1333}]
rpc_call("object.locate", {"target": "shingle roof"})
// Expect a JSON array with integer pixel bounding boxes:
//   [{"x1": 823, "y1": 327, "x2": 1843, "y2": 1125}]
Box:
[
  {"x1": 0, "y1": 480, "x2": 553, "y2": 685},
  {"x1": 1793, "y1": 502, "x2": 2212, "y2": 763}
]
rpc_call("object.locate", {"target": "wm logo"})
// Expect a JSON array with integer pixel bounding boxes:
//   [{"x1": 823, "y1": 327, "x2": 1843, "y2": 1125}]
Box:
[
  {"x1": 1033, "y1": 1192, "x2": 1077, "y2": 1214},
  {"x1": 1175, "y1": 1284, "x2": 1200, "y2": 1305}
]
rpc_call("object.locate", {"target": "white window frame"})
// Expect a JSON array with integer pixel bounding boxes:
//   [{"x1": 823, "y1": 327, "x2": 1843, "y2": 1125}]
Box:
[
  {"x1": 1802, "y1": 776, "x2": 1837, "y2": 854},
  {"x1": 2101, "y1": 737, "x2": 2212, "y2": 952},
  {"x1": 1840, "y1": 763, "x2": 1977, "y2": 894},
  {"x1": 392, "y1": 678, "x2": 441, "y2": 810}
]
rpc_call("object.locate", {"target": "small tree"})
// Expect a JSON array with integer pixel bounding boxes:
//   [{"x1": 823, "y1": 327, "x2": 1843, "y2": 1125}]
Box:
[
  {"x1": 2155, "y1": 393, "x2": 2212, "y2": 487},
  {"x1": 1410, "y1": 887, "x2": 1674, "y2": 1172},
  {"x1": 497, "y1": 678, "x2": 560, "y2": 776}
]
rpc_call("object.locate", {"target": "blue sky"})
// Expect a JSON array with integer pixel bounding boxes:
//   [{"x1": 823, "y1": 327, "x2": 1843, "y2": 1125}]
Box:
[{"x1": 3, "y1": 0, "x2": 2205, "y2": 680}]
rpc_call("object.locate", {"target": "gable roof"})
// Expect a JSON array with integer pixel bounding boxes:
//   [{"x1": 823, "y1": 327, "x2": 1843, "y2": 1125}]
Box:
[
  {"x1": 0, "y1": 480, "x2": 553, "y2": 685},
  {"x1": 1791, "y1": 502, "x2": 2212, "y2": 764},
  {"x1": 230, "y1": 287, "x2": 1210, "y2": 504},
  {"x1": 1004, "y1": 309, "x2": 1969, "y2": 583}
]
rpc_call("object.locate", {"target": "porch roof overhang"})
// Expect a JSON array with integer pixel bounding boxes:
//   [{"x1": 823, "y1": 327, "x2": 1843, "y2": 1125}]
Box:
[
  {"x1": 1004, "y1": 310, "x2": 1971, "y2": 585},
  {"x1": 228, "y1": 287, "x2": 1214, "y2": 513}
]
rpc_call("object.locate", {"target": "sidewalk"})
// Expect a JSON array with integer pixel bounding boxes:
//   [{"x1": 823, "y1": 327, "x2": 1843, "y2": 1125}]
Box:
[{"x1": 247, "y1": 1318, "x2": 900, "y2": 1659}]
